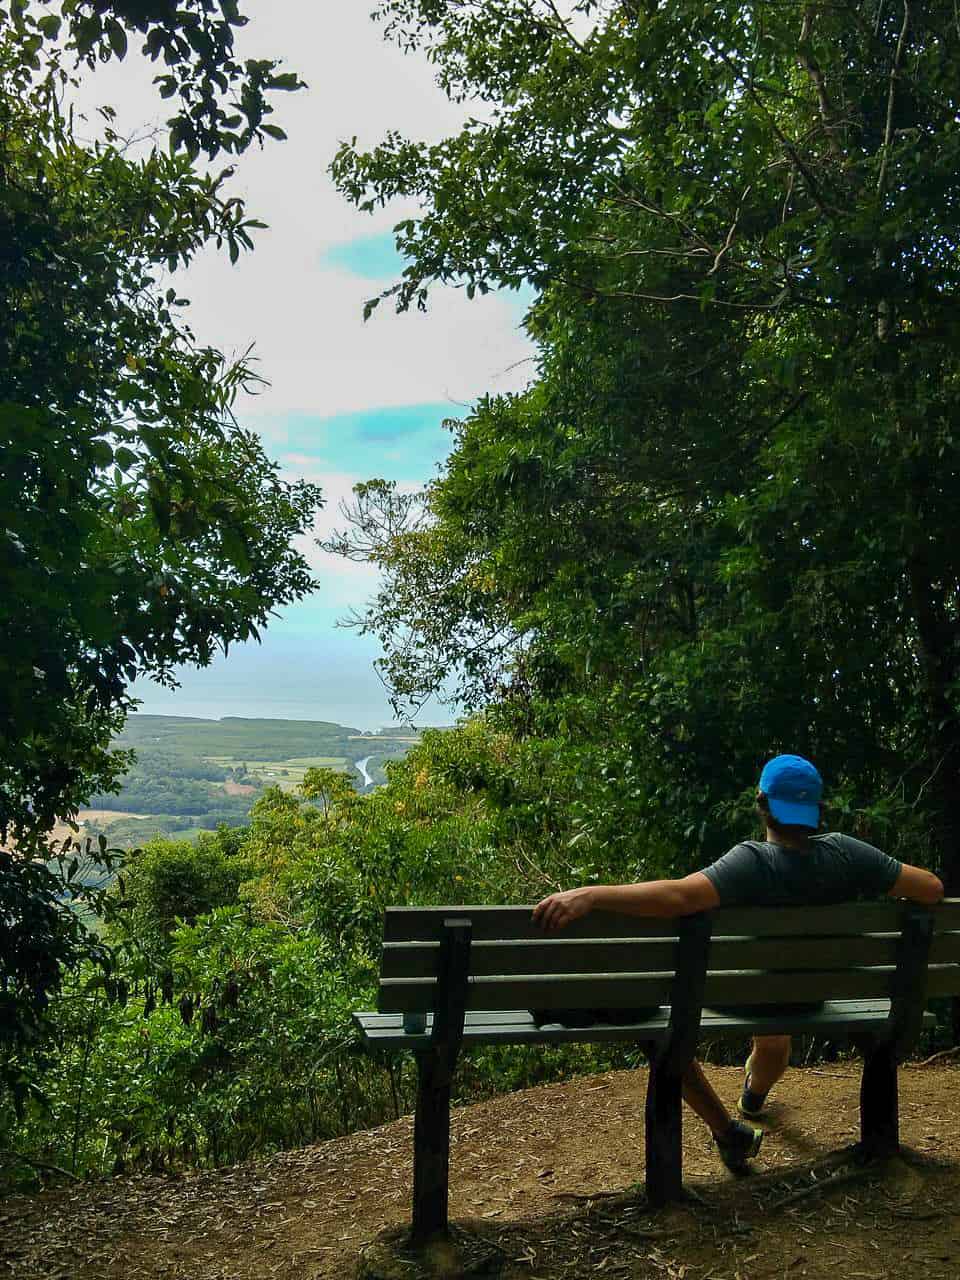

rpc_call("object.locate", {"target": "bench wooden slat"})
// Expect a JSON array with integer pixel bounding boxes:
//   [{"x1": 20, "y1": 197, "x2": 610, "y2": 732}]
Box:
[
  {"x1": 383, "y1": 900, "x2": 960, "y2": 943},
  {"x1": 382, "y1": 938, "x2": 678, "y2": 978},
  {"x1": 384, "y1": 906, "x2": 683, "y2": 942},
  {"x1": 380, "y1": 933, "x2": 960, "y2": 979},
  {"x1": 361, "y1": 1010, "x2": 540, "y2": 1028},
  {"x1": 380, "y1": 971, "x2": 671, "y2": 1012},
  {"x1": 379, "y1": 962, "x2": 960, "y2": 1013}
]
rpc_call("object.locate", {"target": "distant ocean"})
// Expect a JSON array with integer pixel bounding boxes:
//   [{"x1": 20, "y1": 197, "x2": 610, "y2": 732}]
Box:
[{"x1": 132, "y1": 631, "x2": 454, "y2": 732}]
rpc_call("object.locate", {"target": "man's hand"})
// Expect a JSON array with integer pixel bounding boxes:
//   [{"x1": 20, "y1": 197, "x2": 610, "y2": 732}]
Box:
[{"x1": 532, "y1": 886, "x2": 596, "y2": 931}]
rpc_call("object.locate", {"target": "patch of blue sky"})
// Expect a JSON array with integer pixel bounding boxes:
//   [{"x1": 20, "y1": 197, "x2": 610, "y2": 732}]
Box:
[
  {"x1": 505, "y1": 282, "x2": 536, "y2": 321},
  {"x1": 251, "y1": 402, "x2": 461, "y2": 483},
  {"x1": 322, "y1": 231, "x2": 403, "y2": 280},
  {"x1": 323, "y1": 232, "x2": 537, "y2": 325}
]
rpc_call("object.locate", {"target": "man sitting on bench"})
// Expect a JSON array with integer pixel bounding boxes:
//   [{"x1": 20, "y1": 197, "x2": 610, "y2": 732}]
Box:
[{"x1": 532, "y1": 754, "x2": 944, "y2": 1172}]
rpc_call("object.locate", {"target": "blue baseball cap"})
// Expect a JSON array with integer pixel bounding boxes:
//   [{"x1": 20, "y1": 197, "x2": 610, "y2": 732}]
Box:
[{"x1": 758, "y1": 754, "x2": 822, "y2": 828}]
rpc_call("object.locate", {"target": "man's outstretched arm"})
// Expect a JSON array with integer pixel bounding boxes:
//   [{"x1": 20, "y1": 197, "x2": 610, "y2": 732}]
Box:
[
  {"x1": 889, "y1": 863, "x2": 945, "y2": 905},
  {"x1": 532, "y1": 873, "x2": 721, "y2": 932}
]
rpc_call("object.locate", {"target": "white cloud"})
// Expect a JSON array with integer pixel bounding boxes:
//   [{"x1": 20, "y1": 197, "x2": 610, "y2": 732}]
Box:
[
  {"x1": 279, "y1": 463, "x2": 379, "y2": 607},
  {"x1": 190, "y1": 261, "x2": 533, "y2": 418},
  {"x1": 68, "y1": 2, "x2": 536, "y2": 725},
  {"x1": 73, "y1": 3, "x2": 535, "y2": 419}
]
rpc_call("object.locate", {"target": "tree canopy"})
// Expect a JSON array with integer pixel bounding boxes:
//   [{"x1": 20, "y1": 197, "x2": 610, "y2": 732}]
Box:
[
  {"x1": 332, "y1": 1, "x2": 960, "y2": 877},
  {"x1": 0, "y1": 2, "x2": 319, "y2": 1074}
]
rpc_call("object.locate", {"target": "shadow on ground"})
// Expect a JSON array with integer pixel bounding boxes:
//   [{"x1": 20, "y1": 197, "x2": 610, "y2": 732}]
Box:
[
  {"x1": 3, "y1": 1063, "x2": 959, "y2": 1279},
  {"x1": 360, "y1": 1144, "x2": 956, "y2": 1279}
]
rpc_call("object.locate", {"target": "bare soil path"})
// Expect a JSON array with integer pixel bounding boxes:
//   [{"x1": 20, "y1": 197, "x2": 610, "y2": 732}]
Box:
[{"x1": 3, "y1": 1061, "x2": 959, "y2": 1279}]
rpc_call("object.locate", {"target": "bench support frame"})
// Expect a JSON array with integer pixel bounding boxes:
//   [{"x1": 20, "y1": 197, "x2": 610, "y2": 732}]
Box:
[
  {"x1": 855, "y1": 904, "x2": 933, "y2": 1158},
  {"x1": 644, "y1": 912, "x2": 711, "y2": 1205},
  {"x1": 645, "y1": 1057, "x2": 684, "y2": 1203},
  {"x1": 411, "y1": 918, "x2": 472, "y2": 1244},
  {"x1": 858, "y1": 1041, "x2": 899, "y2": 1158}
]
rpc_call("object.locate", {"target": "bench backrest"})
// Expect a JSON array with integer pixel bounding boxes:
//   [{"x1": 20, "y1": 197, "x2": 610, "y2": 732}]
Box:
[{"x1": 378, "y1": 900, "x2": 960, "y2": 1014}]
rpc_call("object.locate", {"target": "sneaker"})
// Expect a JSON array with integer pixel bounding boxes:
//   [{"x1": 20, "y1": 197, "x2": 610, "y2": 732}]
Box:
[
  {"x1": 737, "y1": 1051, "x2": 768, "y2": 1119},
  {"x1": 715, "y1": 1119, "x2": 763, "y2": 1172}
]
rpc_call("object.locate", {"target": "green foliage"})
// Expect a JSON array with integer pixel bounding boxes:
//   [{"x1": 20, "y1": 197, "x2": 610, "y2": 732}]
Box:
[
  {"x1": 0, "y1": 7, "x2": 318, "y2": 1083},
  {"x1": 0, "y1": 837, "x2": 122, "y2": 1109},
  {"x1": 2, "y1": 0, "x2": 304, "y2": 159},
  {"x1": 1, "y1": 721, "x2": 656, "y2": 1184},
  {"x1": 117, "y1": 832, "x2": 253, "y2": 952},
  {"x1": 10, "y1": 712, "x2": 951, "y2": 1186},
  {"x1": 332, "y1": 0, "x2": 960, "y2": 879}
]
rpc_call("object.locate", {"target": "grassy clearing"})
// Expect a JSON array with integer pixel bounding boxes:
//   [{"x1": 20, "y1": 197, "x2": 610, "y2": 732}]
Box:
[
  {"x1": 75, "y1": 809, "x2": 152, "y2": 822},
  {"x1": 281, "y1": 756, "x2": 350, "y2": 768},
  {"x1": 200, "y1": 755, "x2": 351, "y2": 793}
]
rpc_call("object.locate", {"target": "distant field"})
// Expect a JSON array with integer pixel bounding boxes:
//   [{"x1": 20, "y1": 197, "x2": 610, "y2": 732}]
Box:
[
  {"x1": 203, "y1": 754, "x2": 350, "y2": 792},
  {"x1": 76, "y1": 808, "x2": 152, "y2": 822},
  {"x1": 117, "y1": 714, "x2": 367, "y2": 762},
  {"x1": 349, "y1": 734, "x2": 420, "y2": 743},
  {"x1": 282, "y1": 755, "x2": 351, "y2": 767},
  {"x1": 202, "y1": 755, "x2": 347, "y2": 768}
]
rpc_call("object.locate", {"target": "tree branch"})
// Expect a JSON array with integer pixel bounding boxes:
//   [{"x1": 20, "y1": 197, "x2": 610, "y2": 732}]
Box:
[
  {"x1": 877, "y1": 0, "x2": 911, "y2": 200},
  {"x1": 0, "y1": 1150, "x2": 82, "y2": 1181},
  {"x1": 797, "y1": 6, "x2": 843, "y2": 157},
  {"x1": 713, "y1": 45, "x2": 834, "y2": 217},
  {"x1": 539, "y1": 0, "x2": 586, "y2": 52},
  {"x1": 875, "y1": 0, "x2": 911, "y2": 340}
]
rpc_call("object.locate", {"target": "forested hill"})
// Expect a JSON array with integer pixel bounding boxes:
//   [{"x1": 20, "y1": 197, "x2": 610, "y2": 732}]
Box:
[
  {"x1": 80, "y1": 714, "x2": 421, "y2": 847},
  {"x1": 117, "y1": 714, "x2": 366, "y2": 759}
]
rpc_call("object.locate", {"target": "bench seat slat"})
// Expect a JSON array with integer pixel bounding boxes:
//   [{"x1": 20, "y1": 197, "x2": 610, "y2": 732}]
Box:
[
  {"x1": 355, "y1": 1001, "x2": 935, "y2": 1049},
  {"x1": 381, "y1": 934, "x2": 960, "y2": 979},
  {"x1": 383, "y1": 900, "x2": 960, "y2": 943}
]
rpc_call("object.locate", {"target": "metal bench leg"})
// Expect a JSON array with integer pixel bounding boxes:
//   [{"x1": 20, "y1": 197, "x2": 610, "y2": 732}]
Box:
[
  {"x1": 859, "y1": 1040, "x2": 899, "y2": 1159},
  {"x1": 645, "y1": 1056, "x2": 684, "y2": 1205},
  {"x1": 411, "y1": 1049, "x2": 452, "y2": 1243}
]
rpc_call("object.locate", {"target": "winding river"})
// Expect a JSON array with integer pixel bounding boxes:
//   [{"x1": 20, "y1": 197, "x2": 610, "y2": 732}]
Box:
[{"x1": 355, "y1": 755, "x2": 373, "y2": 788}]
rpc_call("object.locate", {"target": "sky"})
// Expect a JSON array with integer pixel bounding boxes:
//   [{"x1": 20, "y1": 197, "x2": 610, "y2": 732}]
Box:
[{"x1": 78, "y1": 4, "x2": 536, "y2": 729}]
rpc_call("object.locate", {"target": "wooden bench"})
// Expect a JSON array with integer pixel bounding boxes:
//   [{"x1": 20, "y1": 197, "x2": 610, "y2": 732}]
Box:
[{"x1": 354, "y1": 899, "x2": 960, "y2": 1242}]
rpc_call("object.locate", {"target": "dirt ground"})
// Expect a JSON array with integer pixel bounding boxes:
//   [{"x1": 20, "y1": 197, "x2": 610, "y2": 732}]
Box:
[{"x1": 3, "y1": 1059, "x2": 959, "y2": 1280}]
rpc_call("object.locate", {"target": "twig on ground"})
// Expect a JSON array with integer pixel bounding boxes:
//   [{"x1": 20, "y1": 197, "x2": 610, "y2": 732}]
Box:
[
  {"x1": 0, "y1": 1149, "x2": 82, "y2": 1181},
  {"x1": 550, "y1": 1189, "x2": 623, "y2": 1202},
  {"x1": 769, "y1": 1167, "x2": 874, "y2": 1211},
  {"x1": 914, "y1": 1046, "x2": 960, "y2": 1068}
]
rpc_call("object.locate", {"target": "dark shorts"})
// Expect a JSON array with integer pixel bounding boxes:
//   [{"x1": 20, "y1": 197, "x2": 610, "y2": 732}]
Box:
[
  {"x1": 530, "y1": 1006, "x2": 663, "y2": 1028},
  {"x1": 531, "y1": 1002, "x2": 824, "y2": 1029},
  {"x1": 710, "y1": 1002, "x2": 825, "y2": 1019}
]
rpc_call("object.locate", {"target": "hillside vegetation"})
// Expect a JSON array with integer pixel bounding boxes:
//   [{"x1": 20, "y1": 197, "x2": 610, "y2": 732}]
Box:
[
  {"x1": 77, "y1": 715, "x2": 419, "y2": 846},
  {"x1": 3, "y1": 715, "x2": 952, "y2": 1191}
]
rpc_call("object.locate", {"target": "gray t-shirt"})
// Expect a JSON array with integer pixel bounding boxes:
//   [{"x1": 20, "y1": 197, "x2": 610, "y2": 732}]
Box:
[{"x1": 701, "y1": 832, "x2": 902, "y2": 907}]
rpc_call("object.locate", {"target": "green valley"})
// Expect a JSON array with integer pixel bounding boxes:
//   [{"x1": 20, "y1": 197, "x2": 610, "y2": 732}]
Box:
[{"x1": 79, "y1": 714, "x2": 420, "y2": 847}]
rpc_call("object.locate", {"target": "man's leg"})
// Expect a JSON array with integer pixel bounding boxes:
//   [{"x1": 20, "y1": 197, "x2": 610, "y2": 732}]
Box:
[
  {"x1": 681, "y1": 1058, "x2": 763, "y2": 1172},
  {"x1": 747, "y1": 1035, "x2": 792, "y2": 1095},
  {"x1": 681, "y1": 1058, "x2": 732, "y2": 1136}
]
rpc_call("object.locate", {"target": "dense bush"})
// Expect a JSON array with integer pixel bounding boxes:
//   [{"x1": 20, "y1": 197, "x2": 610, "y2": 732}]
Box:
[{"x1": 0, "y1": 722, "x2": 664, "y2": 1183}]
